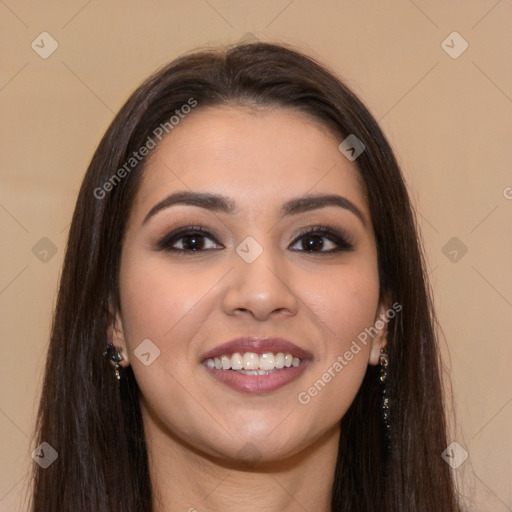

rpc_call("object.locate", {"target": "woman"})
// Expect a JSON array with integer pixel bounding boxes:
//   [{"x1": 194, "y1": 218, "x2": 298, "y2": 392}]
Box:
[{"x1": 30, "y1": 42, "x2": 461, "y2": 511}]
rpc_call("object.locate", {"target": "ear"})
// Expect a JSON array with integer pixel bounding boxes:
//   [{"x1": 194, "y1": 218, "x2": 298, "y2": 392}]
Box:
[
  {"x1": 368, "y1": 295, "x2": 390, "y2": 366},
  {"x1": 107, "y1": 298, "x2": 130, "y2": 367}
]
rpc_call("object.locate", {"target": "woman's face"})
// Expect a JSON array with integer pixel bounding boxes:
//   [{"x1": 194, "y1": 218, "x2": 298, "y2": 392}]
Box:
[{"x1": 111, "y1": 105, "x2": 388, "y2": 463}]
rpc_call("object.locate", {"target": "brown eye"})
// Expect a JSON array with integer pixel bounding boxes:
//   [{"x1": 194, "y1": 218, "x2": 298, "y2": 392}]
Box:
[
  {"x1": 157, "y1": 226, "x2": 223, "y2": 253},
  {"x1": 289, "y1": 226, "x2": 355, "y2": 253},
  {"x1": 300, "y1": 233, "x2": 332, "y2": 251}
]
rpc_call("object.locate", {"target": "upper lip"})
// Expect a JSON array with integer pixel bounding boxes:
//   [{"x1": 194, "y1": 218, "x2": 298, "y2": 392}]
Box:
[{"x1": 200, "y1": 336, "x2": 313, "y2": 362}]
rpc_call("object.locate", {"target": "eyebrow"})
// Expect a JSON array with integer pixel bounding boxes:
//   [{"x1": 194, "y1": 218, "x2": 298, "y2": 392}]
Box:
[{"x1": 142, "y1": 191, "x2": 366, "y2": 227}]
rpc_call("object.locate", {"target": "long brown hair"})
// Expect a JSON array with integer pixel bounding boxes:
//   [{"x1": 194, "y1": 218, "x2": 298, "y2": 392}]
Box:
[{"x1": 30, "y1": 42, "x2": 461, "y2": 511}]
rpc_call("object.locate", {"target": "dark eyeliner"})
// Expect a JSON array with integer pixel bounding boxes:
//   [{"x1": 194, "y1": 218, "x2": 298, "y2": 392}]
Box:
[
  {"x1": 155, "y1": 225, "x2": 220, "y2": 252},
  {"x1": 155, "y1": 224, "x2": 354, "y2": 254},
  {"x1": 290, "y1": 224, "x2": 355, "y2": 253}
]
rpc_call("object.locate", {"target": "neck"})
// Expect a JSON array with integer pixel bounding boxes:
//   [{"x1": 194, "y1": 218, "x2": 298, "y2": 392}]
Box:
[{"x1": 142, "y1": 404, "x2": 340, "y2": 512}]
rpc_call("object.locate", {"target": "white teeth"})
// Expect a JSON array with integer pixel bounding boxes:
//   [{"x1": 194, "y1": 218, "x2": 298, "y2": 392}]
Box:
[
  {"x1": 204, "y1": 351, "x2": 303, "y2": 371},
  {"x1": 275, "y1": 353, "x2": 285, "y2": 369},
  {"x1": 231, "y1": 352, "x2": 243, "y2": 370},
  {"x1": 259, "y1": 352, "x2": 275, "y2": 371},
  {"x1": 243, "y1": 352, "x2": 259, "y2": 370},
  {"x1": 238, "y1": 369, "x2": 277, "y2": 375}
]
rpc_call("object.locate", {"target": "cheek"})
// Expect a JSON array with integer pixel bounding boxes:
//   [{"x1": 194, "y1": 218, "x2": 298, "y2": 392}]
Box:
[
  {"x1": 300, "y1": 258, "x2": 380, "y2": 349},
  {"x1": 118, "y1": 252, "x2": 216, "y2": 346},
  {"x1": 117, "y1": 250, "x2": 226, "y2": 400},
  {"x1": 294, "y1": 261, "x2": 380, "y2": 414},
  {"x1": 117, "y1": 254, "x2": 227, "y2": 445}
]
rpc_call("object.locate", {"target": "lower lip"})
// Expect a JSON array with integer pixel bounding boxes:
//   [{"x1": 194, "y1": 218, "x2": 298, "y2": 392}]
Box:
[{"x1": 203, "y1": 361, "x2": 310, "y2": 394}]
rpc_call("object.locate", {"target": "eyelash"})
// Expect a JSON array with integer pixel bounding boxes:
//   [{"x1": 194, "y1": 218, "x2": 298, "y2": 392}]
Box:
[{"x1": 156, "y1": 224, "x2": 355, "y2": 255}]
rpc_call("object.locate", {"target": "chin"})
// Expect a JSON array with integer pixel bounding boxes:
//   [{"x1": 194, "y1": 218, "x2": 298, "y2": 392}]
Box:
[{"x1": 204, "y1": 438, "x2": 307, "y2": 469}]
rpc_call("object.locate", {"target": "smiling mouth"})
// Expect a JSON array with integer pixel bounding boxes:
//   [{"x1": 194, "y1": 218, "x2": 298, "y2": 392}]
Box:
[
  {"x1": 202, "y1": 351, "x2": 308, "y2": 393},
  {"x1": 203, "y1": 351, "x2": 303, "y2": 374}
]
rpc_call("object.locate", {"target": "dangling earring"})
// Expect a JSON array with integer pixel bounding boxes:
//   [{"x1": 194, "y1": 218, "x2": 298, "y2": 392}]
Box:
[
  {"x1": 379, "y1": 347, "x2": 391, "y2": 449},
  {"x1": 103, "y1": 343, "x2": 124, "y2": 381}
]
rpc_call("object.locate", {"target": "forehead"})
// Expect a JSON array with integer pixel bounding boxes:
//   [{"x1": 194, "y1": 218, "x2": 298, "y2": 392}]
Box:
[{"x1": 132, "y1": 105, "x2": 369, "y2": 221}]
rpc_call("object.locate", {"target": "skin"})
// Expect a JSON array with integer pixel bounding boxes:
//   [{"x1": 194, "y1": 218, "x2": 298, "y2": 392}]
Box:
[{"x1": 109, "y1": 106, "x2": 388, "y2": 512}]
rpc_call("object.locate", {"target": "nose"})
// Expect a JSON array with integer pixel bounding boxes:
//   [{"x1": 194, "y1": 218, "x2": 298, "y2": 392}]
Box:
[{"x1": 221, "y1": 244, "x2": 299, "y2": 321}]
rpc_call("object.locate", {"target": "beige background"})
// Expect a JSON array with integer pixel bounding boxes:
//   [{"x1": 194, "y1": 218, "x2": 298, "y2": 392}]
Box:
[{"x1": 1, "y1": 1, "x2": 511, "y2": 510}]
